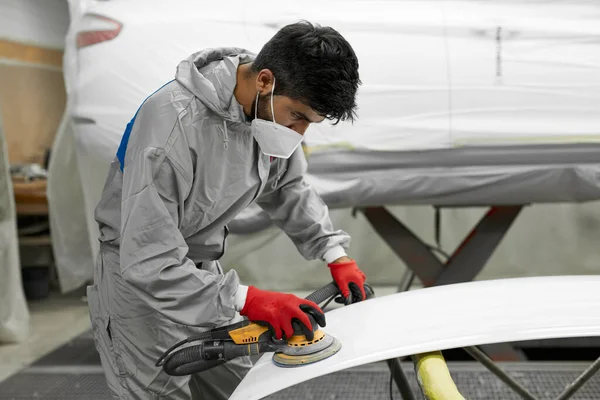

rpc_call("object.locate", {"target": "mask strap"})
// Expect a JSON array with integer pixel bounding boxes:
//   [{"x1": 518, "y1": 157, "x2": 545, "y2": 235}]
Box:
[
  {"x1": 255, "y1": 77, "x2": 277, "y2": 123},
  {"x1": 254, "y1": 91, "x2": 259, "y2": 120},
  {"x1": 270, "y1": 77, "x2": 276, "y2": 124}
]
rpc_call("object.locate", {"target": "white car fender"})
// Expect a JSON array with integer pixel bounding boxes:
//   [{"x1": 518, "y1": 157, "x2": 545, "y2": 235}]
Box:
[{"x1": 230, "y1": 276, "x2": 600, "y2": 400}]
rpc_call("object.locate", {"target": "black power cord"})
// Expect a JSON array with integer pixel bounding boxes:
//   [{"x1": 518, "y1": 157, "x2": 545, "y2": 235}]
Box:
[{"x1": 389, "y1": 360, "x2": 395, "y2": 399}]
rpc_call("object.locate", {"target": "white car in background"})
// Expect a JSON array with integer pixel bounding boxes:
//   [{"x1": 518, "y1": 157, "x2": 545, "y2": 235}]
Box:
[
  {"x1": 53, "y1": 0, "x2": 456, "y2": 291},
  {"x1": 48, "y1": 0, "x2": 600, "y2": 293}
]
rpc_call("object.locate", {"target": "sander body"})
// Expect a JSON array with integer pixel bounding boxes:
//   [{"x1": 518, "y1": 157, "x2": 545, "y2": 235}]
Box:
[{"x1": 156, "y1": 281, "x2": 374, "y2": 375}]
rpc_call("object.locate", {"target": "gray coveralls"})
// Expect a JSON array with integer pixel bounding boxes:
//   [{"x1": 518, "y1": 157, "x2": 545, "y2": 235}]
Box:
[{"x1": 87, "y1": 47, "x2": 351, "y2": 399}]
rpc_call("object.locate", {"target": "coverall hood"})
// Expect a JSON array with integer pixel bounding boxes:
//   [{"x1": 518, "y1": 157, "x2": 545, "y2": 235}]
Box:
[{"x1": 175, "y1": 47, "x2": 256, "y2": 124}]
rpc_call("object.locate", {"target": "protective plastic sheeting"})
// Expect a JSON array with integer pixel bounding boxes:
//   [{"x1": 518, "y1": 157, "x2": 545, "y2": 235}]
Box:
[
  {"x1": 0, "y1": 115, "x2": 29, "y2": 344},
  {"x1": 47, "y1": 0, "x2": 95, "y2": 293},
  {"x1": 0, "y1": 0, "x2": 69, "y2": 342},
  {"x1": 50, "y1": 0, "x2": 600, "y2": 292}
]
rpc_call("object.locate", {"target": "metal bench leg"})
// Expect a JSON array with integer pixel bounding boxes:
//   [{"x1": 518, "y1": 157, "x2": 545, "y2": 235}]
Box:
[
  {"x1": 387, "y1": 358, "x2": 417, "y2": 400},
  {"x1": 397, "y1": 269, "x2": 416, "y2": 293},
  {"x1": 464, "y1": 346, "x2": 538, "y2": 400},
  {"x1": 555, "y1": 356, "x2": 600, "y2": 400},
  {"x1": 434, "y1": 206, "x2": 523, "y2": 285},
  {"x1": 361, "y1": 206, "x2": 444, "y2": 286},
  {"x1": 360, "y1": 205, "x2": 524, "y2": 286},
  {"x1": 463, "y1": 347, "x2": 600, "y2": 400}
]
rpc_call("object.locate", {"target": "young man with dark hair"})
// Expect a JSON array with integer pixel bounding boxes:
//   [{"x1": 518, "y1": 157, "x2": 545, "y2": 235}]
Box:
[{"x1": 88, "y1": 21, "x2": 367, "y2": 399}]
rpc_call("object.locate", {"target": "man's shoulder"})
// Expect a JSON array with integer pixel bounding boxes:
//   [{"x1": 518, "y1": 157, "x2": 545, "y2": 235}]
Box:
[{"x1": 142, "y1": 80, "x2": 195, "y2": 114}]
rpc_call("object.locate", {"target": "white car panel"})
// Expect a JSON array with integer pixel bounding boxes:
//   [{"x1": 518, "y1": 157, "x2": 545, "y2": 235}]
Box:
[{"x1": 229, "y1": 276, "x2": 600, "y2": 400}]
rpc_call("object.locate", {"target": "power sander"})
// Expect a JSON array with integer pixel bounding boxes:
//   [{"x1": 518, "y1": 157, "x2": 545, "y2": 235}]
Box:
[{"x1": 155, "y1": 281, "x2": 374, "y2": 376}]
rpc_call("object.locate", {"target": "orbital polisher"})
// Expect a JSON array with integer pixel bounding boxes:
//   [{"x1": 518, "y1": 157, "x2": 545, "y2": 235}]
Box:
[{"x1": 156, "y1": 281, "x2": 374, "y2": 376}]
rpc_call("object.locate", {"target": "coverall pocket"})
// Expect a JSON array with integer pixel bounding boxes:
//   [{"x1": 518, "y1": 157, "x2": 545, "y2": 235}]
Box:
[
  {"x1": 87, "y1": 285, "x2": 130, "y2": 393},
  {"x1": 107, "y1": 322, "x2": 133, "y2": 380}
]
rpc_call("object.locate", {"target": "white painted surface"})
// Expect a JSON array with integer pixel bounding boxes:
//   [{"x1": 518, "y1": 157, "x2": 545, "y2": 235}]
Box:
[{"x1": 230, "y1": 276, "x2": 600, "y2": 400}]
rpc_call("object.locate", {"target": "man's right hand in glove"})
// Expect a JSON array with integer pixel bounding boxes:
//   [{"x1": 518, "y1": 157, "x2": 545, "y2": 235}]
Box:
[{"x1": 238, "y1": 286, "x2": 326, "y2": 341}]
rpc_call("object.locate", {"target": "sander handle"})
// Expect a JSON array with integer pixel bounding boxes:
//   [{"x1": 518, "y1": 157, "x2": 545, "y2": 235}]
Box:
[
  {"x1": 293, "y1": 281, "x2": 375, "y2": 334},
  {"x1": 305, "y1": 281, "x2": 375, "y2": 305},
  {"x1": 305, "y1": 281, "x2": 340, "y2": 304}
]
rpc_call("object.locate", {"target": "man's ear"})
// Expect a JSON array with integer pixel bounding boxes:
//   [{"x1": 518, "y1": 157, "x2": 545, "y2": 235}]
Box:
[{"x1": 255, "y1": 69, "x2": 274, "y2": 95}]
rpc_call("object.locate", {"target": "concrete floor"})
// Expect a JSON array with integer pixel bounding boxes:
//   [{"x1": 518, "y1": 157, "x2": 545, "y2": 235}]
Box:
[{"x1": 0, "y1": 290, "x2": 91, "y2": 382}]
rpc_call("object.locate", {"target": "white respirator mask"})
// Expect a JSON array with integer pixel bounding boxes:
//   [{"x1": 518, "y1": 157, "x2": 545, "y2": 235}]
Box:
[{"x1": 251, "y1": 77, "x2": 303, "y2": 159}]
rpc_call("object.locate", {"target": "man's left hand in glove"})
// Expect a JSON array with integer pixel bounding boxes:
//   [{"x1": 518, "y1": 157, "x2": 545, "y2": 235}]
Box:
[{"x1": 328, "y1": 257, "x2": 368, "y2": 305}]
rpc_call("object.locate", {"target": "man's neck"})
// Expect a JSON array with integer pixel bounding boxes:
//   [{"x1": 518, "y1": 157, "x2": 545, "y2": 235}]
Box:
[{"x1": 234, "y1": 63, "x2": 256, "y2": 119}]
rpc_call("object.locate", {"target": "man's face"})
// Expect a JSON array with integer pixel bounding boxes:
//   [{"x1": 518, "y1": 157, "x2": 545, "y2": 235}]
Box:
[{"x1": 250, "y1": 76, "x2": 326, "y2": 135}]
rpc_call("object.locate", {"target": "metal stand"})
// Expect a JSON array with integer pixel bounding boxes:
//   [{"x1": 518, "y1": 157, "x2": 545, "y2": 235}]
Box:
[
  {"x1": 386, "y1": 268, "x2": 417, "y2": 399},
  {"x1": 360, "y1": 205, "x2": 523, "y2": 287},
  {"x1": 463, "y1": 346, "x2": 537, "y2": 400},
  {"x1": 357, "y1": 205, "x2": 526, "y2": 398},
  {"x1": 556, "y1": 356, "x2": 600, "y2": 400},
  {"x1": 361, "y1": 205, "x2": 526, "y2": 361},
  {"x1": 387, "y1": 358, "x2": 416, "y2": 400},
  {"x1": 464, "y1": 346, "x2": 600, "y2": 400},
  {"x1": 356, "y1": 205, "x2": 600, "y2": 399}
]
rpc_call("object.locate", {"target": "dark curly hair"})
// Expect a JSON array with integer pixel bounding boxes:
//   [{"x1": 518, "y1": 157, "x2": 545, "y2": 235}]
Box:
[{"x1": 251, "y1": 20, "x2": 361, "y2": 124}]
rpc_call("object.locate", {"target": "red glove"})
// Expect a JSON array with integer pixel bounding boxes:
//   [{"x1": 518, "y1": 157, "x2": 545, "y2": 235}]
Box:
[
  {"x1": 328, "y1": 259, "x2": 367, "y2": 305},
  {"x1": 240, "y1": 286, "x2": 326, "y2": 341}
]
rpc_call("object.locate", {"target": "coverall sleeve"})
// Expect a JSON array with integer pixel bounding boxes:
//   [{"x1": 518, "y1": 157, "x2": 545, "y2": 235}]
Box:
[
  {"x1": 119, "y1": 143, "x2": 241, "y2": 328},
  {"x1": 255, "y1": 147, "x2": 351, "y2": 262}
]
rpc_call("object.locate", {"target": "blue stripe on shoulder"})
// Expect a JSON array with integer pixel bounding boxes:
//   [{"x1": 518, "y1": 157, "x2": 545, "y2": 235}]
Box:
[{"x1": 117, "y1": 79, "x2": 175, "y2": 171}]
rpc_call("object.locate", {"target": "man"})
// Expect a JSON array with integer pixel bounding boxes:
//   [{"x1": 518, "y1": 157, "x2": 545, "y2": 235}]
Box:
[{"x1": 88, "y1": 21, "x2": 367, "y2": 399}]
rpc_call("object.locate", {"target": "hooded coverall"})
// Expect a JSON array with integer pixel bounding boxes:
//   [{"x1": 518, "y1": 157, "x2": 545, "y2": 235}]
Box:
[{"x1": 87, "y1": 47, "x2": 352, "y2": 399}]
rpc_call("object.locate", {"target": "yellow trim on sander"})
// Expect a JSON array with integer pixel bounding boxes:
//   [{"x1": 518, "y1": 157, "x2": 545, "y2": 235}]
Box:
[
  {"x1": 228, "y1": 323, "x2": 270, "y2": 344},
  {"x1": 412, "y1": 351, "x2": 465, "y2": 400}
]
